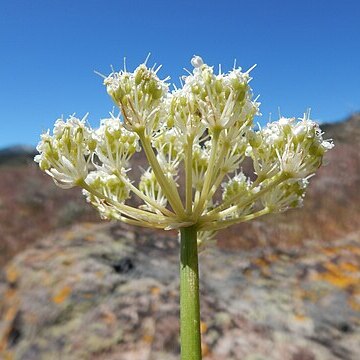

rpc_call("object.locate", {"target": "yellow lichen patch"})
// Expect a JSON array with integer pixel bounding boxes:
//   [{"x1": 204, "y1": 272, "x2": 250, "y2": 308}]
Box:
[
  {"x1": 150, "y1": 286, "x2": 160, "y2": 296},
  {"x1": 314, "y1": 259, "x2": 360, "y2": 289},
  {"x1": 0, "y1": 343, "x2": 14, "y2": 360},
  {"x1": 4, "y1": 288, "x2": 17, "y2": 301},
  {"x1": 323, "y1": 261, "x2": 340, "y2": 273},
  {"x1": 5, "y1": 265, "x2": 19, "y2": 284},
  {"x1": 321, "y1": 247, "x2": 339, "y2": 256},
  {"x1": 340, "y1": 262, "x2": 359, "y2": 273},
  {"x1": 348, "y1": 298, "x2": 360, "y2": 312},
  {"x1": 52, "y1": 285, "x2": 72, "y2": 304},
  {"x1": 84, "y1": 234, "x2": 95, "y2": 241},
  {"x1": 4, "y1": 306, "x2": 18, "y2": 323},
  {"x1": 0, "y1": 305, "x2": 19, "y2": 354},
  {"x1": 252, "y1": 258, "x2": 271, "y2": 277},
  {"x1": 352, "y1": 287, "x2": 360, "y2": 296},
  {"x1": 0, "y1": 338, "x2": 6, "y2": 353},
  {"x1": 3, "y1": 351, "x2": 14, "y2": 360},
  {"x1": 201, "y1": 342, "x2": 210, "y2": 357},
  {"x1": 253, "y1": 258, "x2": 268, "y2": 268},
  {"x1": 142, "y1": 334, "x2": 154, "y2": 344},
  {"x1": 200, "y1": 321, "x2": 207, "y2": 334},
  {"x1": 64, "y1": 230, "x2": 75, "y2": 241},
  {"x1": 343, "y1": 245, "x2": 360, "y2": 256},
  {"x1": 316, "y1": 271, "x2": 357, "y2": 289},
  {"x1": 61, "y1": 258, "x2": 74, "y2": 266},
  {"x1": 293, "y1": 313, "x2": 306, "y2": 322}
]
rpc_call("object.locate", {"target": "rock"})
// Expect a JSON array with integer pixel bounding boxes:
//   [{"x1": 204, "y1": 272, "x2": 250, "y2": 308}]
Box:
[{"x1": 0, "y1": 223, "x2": 359, "y2": 359}]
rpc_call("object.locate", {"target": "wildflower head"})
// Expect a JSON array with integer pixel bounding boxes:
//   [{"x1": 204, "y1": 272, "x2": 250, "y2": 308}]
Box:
[
  {"x1": 94, "y1": 116, "x2": 140, "y2": 172},
  {"x1": 35, "y1": 115, "x2": 93, "y2": 188},
  {"x1": 104, "y1": 62, "x2": 168, "y2": 133},
  {"x1": 248, "y1": 115, "x2": 334, "y2": 179},
  {"x1": 179, "y1": 57, "x2": 258, "y2": 131},
  {"x1": 35, "y1": 56, "x2": 333, "y2": 247}
]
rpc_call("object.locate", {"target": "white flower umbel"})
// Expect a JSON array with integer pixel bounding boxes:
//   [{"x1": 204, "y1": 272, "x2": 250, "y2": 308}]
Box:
[
  {"x1": 36, "y1": 55, "x2": 334, "y2": 360},
  {"x1": 94, "y1": 116, "x2": 140, "y2": 172},
  {"x1": 36, "y1": 56, "x2": 333, "y2": 234},
  {"x1": 35, "y1": 115, "x2": 94, "y2": 188},
  {"x1": 104, "y1": 63, "x2": 168, "y2": 133}
]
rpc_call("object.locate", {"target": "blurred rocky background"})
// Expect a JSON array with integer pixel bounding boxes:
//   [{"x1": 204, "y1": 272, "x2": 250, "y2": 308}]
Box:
[{"x1": 0, "y1": 114, "x2": 359, "y2": 359}]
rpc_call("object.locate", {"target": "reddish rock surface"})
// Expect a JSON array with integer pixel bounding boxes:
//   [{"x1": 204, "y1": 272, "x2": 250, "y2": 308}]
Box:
[{"x1": 0, "y1": 223, "x2": 359, "y2": 359}]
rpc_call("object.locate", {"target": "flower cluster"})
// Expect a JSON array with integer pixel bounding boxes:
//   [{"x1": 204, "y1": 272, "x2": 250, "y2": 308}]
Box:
[
  {"x1": 35, "y1": 56, "x2": 333, "y2": 247},
  {"x1": 35, "y1": 115, "x2": 94, "y2": 189}
]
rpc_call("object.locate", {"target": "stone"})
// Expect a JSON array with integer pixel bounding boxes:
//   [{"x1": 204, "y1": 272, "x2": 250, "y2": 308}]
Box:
[{"x1": 0, "y1": 223, "x2": 359, "y2": 359}]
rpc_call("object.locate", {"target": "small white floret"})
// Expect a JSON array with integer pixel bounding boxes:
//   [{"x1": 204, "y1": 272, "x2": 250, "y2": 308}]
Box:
[{"x1": 191, "y1": 55, "x2": 204, "y2": 68}]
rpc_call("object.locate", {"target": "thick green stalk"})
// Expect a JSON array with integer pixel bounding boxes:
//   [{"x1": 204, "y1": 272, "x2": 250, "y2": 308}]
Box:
[{"x1": 180, "y1": 225, "x2": 202, "y2": 360}]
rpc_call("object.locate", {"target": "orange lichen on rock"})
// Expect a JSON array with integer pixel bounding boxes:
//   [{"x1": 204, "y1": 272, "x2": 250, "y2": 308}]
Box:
[
  {"x1": 252, "y1": 257, "x2": 272, "y2": 277},
  {"x1": 142, "y1": 334, "x2": 154, "y2": 344},
  {"x1": 200, "y1": 321, "x2": 208, "y2": 334},
  {"x1": 3, "y1": 306, "x2": 18, "y2": 323},
  {"x1": 293, "y1": 313, "x2": 307, "y2": 322},
  {"x1": 201, "y1": 342, "x2": 210, "y2": 357},
  {"x1": 61, "y1": 257, "x2": 74, "y2": 266},
  {"x1": 4, "y1": 288, "x2": 17, "y2": 301},
  {"x1": 52, "y1": 285, "x2": 72, "y2": 304},
  {"x1": 340, "y1": 262, "x2": 359, "y2": 273},
  {"x1": 64, "y1": 230, "x2": 75, "y2": 241},
  {"x1": 5, "y1": 265, "x2": 19, "y2": 284},
  {"x1": 253, "y1": 258, "x2": 269, "y2": 268},
  {"x1": 316, "y1": 260, "x2": 359, "y2": 289},
  {"x1": 345, "y1": 245, "x2": 360, "y2": 256},
  {"x1": 101, "y1": 309, "x2": 117, "y2": 325},
  {"x1": 348, "y1": 298, "x2": 360, "y2": 312},
  {"x1": 150, "y1": 286, "x2": 161, "y2": 296},
  {"x1": 0, "y1": 293, "x2": 19, "y2": 354},
  {"x1": 2, "y1": 351, "x2": 14, "y2": 360},
  {"x1": 321, "y1": 272, "x2": 357, "y2": 288}
]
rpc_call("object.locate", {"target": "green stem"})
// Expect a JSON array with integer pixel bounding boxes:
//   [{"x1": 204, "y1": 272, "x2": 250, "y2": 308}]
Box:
[{"x1": 180, "y1": 225, "x2": 202, "y2": 360}]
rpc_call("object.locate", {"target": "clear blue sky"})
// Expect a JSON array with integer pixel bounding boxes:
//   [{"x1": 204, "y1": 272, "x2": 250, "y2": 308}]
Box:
[{"x1": 1, "y1": 0, "x2": 359, "y2": 148}]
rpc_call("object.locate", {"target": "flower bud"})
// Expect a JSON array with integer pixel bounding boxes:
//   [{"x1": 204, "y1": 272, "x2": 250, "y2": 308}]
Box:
[{"x1": 191, "y1": 55, "x2": 204, "y2": 68}]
